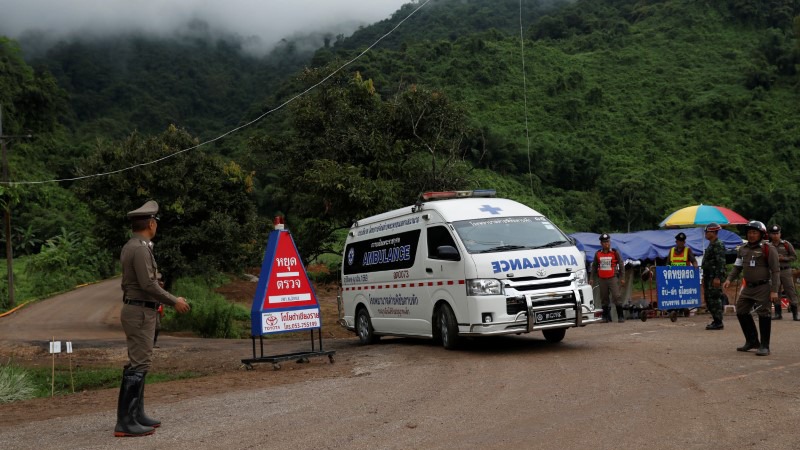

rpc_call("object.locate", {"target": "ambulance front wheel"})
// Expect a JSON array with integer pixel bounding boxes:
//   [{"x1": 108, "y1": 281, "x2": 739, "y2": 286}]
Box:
[
  {"x1": 356, "y1": 308, "x2": 380, "y2": 345},
  {"x1": 438, "y1": 304, "x2": 460, "y2": 350}
]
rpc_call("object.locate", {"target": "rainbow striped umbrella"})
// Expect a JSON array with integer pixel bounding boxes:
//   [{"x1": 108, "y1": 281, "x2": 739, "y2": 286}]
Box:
[{"x1": 659, "y1": 204, "x2": 747, "y2": 228}]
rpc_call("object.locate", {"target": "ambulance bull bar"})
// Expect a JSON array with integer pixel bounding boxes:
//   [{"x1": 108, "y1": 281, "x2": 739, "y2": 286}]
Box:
[{"x1": 463, "y1": 288, "x2": 600, "y2": 335}]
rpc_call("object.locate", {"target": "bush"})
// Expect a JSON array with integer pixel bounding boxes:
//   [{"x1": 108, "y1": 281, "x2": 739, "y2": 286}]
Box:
[
  {"x1": 23, "y1": 228, "x2": 112, "y2": 297},
  {"x1": 162, "y1": 276, "x2": 249, "y2": 338},
  {"x1": 0, "y1": 362, "x2": 35, "y2": 404}
]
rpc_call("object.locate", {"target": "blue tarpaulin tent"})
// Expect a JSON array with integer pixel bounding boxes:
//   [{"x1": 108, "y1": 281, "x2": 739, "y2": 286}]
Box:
[{"x1": 570, "y1": 228, "x2": 742, "y2": 263}]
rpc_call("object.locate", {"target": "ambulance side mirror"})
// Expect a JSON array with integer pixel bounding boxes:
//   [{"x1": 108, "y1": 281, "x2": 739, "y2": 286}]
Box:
[{"x1": 436, "y1": 245, "x2": 460, "y2": 261}]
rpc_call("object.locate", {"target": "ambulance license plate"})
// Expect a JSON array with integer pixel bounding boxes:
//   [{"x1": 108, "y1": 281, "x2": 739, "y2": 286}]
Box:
[{"x1": 535, "y1": 309, "x2": 566, "y2": 323}]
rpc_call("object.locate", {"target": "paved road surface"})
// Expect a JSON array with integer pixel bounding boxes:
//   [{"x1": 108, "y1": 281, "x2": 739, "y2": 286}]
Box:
[
  {"x1": 3, "y1": 311, "x2": 800, "y2": 449},
  {"x1": 0, "y1": 278, "x2": 123, "y2": 342}
]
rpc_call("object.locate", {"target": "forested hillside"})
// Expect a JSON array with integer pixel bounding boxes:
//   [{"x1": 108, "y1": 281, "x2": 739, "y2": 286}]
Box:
[
  {"x1": 319, "y1": 0, "x2": 800, "y2": 233},
  {"x1": 25, "y1": 21, "x2": 321, "y2": 145},
  {"x1": 2, "y1": 0, "x2": 800, "y2": 311}
]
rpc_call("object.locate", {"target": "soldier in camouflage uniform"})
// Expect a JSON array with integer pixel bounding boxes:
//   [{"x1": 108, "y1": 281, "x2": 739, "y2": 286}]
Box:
[
  {"x1": 723, "y1": 220, "x2": 780, "y2": 356},
  {"x1": 702, "y1": 223, "x2": 726, "y2": 330}
]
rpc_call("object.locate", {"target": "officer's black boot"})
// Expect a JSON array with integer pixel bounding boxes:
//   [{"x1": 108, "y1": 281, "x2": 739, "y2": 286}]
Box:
[
  {"x1": 616, "y1": 305, "x2": 625, "y2": 323},
  {"x1": 706, "y1": 312, "x2": 724, "y2": 330},
  {"x1": 136, "y1": 372, "x2": 161, "y2": 428},
  {"x1": 114, "y1": 370, "x2": 155, "y2": 437},
  {"x1": 772, "y1": 304, "x2": 782, "y2": 320},
  {"x1": 736, "y1": 314, "x2": 760, "y2": 352},
  {"x1": 791, "y1": 305, "x2": 799, "y2": 321},
  {"x1": 756, "y1": 316, "x2": 771, "y2": 356},
  {"x1": 707, "y1": 315, "x2": 724, "y2": 330},
  {"x1": 602, "y1": 306, "x2": 610, "y2": 323}
]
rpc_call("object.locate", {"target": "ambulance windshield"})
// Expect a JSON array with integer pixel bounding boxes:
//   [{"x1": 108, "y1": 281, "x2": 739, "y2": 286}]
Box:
[{"x1": 452, "y1": 216, "x2": 571, "y2": 254}]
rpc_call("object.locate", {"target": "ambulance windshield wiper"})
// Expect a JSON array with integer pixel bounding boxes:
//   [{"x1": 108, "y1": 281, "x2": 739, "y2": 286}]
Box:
[
  {"x1": 477, "y1": 244, "x2": 529, "y2": 253},
  {"x1": 531, "y1": 240, "x2": 569, "y2": 249}
]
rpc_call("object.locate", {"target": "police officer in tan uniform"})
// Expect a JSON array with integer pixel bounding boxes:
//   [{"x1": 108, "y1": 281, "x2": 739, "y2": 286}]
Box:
[
  {"x1": 723, "y1": 220, "x2": 780, "y2": 356},
  {"x1": 115, "y1": 200, "x2": 190, "y2": 437},
  {"x1": 766, "y1": 224, "x2": 798, "y2": 320}
]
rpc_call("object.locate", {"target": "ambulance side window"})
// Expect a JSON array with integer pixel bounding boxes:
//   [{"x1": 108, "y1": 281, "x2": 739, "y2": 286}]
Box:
[{"x1": 427, "y1": 226, "x2": 460, "y2": 261}]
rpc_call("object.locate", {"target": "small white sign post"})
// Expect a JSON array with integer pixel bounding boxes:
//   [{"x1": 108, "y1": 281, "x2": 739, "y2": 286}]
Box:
[
  {"x1": 49, "y1": 338, "x2": 61, "y2": 397},
  {"x1": 48, "y1": 339, "x2": 75, "y2": 396},
  {"x1": 66, "y1": 342, "x2": 74, "y2": 393}
]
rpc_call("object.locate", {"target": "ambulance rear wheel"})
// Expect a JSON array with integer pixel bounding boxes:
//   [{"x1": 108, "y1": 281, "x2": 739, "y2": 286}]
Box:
[
  {"x1": 439, "y1": 304, "x2": 460, "y2": 350},
  {"x1": 356, "y1": 308, "x2": 379, "y2": 345},
  {"x1": 542, "y1": 328, "x2": 566, "y2": 343}
]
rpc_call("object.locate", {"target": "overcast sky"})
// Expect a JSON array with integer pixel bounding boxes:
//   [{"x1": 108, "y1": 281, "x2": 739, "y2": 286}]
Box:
[{"x1": 0, "y1": 0, "x2": 411, "y2": 52}]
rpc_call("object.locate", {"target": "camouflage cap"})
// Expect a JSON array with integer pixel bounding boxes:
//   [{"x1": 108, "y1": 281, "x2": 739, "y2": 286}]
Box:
[{"x1": 127, "y1": 200, "x2": 159, "y2": 219}]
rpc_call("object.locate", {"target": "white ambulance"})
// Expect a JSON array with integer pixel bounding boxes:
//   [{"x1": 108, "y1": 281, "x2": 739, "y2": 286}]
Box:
[{"x1": 338, "y1": 190, "x2": 599, "y2": 349}]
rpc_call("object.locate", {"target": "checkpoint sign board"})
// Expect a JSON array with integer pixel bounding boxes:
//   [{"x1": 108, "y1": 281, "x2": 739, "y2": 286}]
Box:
[
  {"x1": 656, "y1": 266, "x2": 701, "y2": 310},
  {"x1": 250, "y1": 230, "x2": 321, "y2": 335}
]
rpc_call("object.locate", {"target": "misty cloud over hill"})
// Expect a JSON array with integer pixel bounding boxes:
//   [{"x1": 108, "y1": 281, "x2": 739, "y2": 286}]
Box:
[{"x1": 0, "y1": 0, "x2": 409, "y2": 54}]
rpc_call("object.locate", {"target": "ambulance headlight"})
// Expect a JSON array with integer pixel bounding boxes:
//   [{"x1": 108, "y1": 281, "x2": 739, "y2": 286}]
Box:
[
  {"x1": 574, "y1": 269, "x2": 588, "y2": 286},
  {"x1": 467, "y1": 279, "x2": 504, "y2": 296}
]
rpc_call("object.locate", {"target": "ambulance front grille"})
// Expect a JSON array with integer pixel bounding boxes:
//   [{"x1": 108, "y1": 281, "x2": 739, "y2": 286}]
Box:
[
  {"x1": 506, "y1": 292, "x2": 577, "y2": 315},
  {"x1": 503, "y1": 274, "x2": 572, "y2": 293}
]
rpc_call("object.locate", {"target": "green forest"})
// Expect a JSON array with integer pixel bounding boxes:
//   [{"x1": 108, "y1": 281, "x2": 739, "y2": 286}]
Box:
[{"x1": 1, "y1": 0, "x2": 799, "y2": 312}]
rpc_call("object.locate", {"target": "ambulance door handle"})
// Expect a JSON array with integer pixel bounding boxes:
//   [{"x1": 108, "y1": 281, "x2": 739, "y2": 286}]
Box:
[{"x1": 426, "y1": 268, "x2": 433, "y2": 274}]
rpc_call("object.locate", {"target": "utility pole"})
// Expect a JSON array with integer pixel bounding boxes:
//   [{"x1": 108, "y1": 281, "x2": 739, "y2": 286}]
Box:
[{"x1": 0, "y1": 104, "x2": 32, "y2": 309}]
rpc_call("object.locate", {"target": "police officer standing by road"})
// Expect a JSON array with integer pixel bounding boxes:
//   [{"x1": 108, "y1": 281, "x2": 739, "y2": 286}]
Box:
[
  {"x1": 723, "y1": 221, "x2": 780, "y2": 356},
  {"x1": 701, "y1": 224, "x2": 726, "y2": 330},
  {"x1": 589, "y1": 233, "x2": 626, "y2": 323},
  {"x1": 767, "y1": 224, "x2": 798, "y2": 321},
  {"x1": 115, "y1": 200, "x2": 190, "y2": 437}
]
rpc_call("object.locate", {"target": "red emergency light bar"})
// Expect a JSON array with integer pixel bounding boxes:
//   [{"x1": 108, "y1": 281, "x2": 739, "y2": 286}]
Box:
[{"x1": 421, "y1": 189, "x2": 497, "y2": 201}]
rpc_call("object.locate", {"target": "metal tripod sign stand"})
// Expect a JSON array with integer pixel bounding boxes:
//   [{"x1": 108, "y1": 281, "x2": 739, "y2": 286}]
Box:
[{"x1": 242, "y1": 222, "x2": 335, "y2": 370}]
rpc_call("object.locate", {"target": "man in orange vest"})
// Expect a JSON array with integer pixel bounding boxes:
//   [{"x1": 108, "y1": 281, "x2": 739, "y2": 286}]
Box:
[
  {"x1": 668, "y1": 232, "x2": 698, "y2": 267},
  {"x1": 668, "y1": 232, "x2": 698, "y2": 321},
  {"x1": 589, "y1": 233, "x2": 626, "y2": 322}
]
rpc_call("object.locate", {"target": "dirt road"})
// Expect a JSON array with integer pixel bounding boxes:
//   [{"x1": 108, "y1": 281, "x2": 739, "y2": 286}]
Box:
[{"x1": 2, "y1": 282, "x2": 800, "y2": 449}]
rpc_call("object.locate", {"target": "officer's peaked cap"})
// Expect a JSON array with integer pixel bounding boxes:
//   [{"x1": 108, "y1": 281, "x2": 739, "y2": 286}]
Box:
[
  {"x1": 127, "y1": 200, "x2": 159, "y2": 219},
  {"x1": 599, "y1": 233, "x2": 610, "y2": 242},
  {"x1": 769, "y1": 224, "x2": 781, "y2": 233},
  {"x1": 675, "y1": 232, "x2": 687, "y2": 241}
]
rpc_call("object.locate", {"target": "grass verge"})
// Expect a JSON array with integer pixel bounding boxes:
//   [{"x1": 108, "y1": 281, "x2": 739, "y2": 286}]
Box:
[{"x1": 0, "y1": 362, "x2": 202, "y2": 402}]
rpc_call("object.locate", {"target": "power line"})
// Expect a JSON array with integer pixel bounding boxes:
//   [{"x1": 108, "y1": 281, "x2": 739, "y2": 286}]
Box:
[
  {"x1": 519, "y1": 0, "x2": 534, "y2": 202},
  {"x1": 4, "y1": 0, "x2": 432, "y2": 186}
]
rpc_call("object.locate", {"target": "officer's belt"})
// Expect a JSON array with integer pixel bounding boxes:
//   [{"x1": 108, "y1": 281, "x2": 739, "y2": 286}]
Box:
[
  {"x1": 780, "y1": 266, "x2": 791, "y2": 271},
  {"x1": 123, "y1": 298, "x2": 159, "y2": 310},
  {"x1": 745, "y1": 279, "x2": 770, "y2": 287}
]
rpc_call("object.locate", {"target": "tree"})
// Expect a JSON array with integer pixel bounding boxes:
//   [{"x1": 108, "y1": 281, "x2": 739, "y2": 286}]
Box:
[
  {"x1": 74, "y1": 126, "x2": 264, "y2": 283},
  {"x1": 249, "y1": 69, "x2": 473, "y2": 262}
]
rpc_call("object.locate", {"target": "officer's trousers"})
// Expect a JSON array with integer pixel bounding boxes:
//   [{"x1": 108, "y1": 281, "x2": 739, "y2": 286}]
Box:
[
  {"x1": 735, "y1": 284, "x2": 772, "y2": 318},
  {"x1": 120, "y1": 304, "x2": 157, "y2": 372},
  {"x1": 779, "y1": 269, "x2": 798, "y2": 307},
  {"x1": 597, "y1": 277, "x2": 622, "y2": 307}
]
